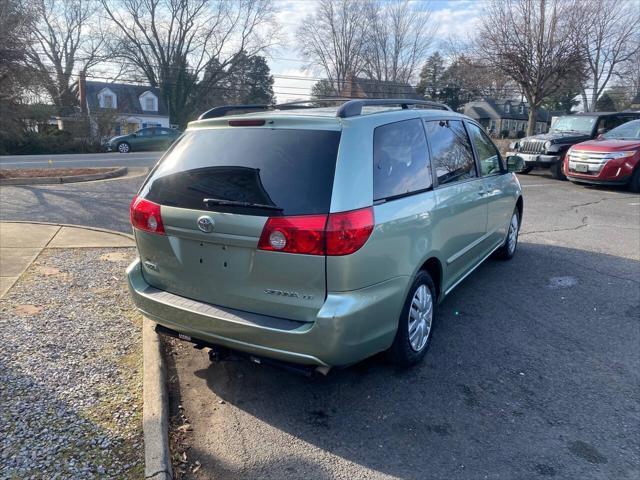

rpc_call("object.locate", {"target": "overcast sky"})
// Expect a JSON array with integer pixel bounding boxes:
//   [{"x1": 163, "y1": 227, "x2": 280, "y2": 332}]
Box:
[{"x1": 269, "y1": 0, "x2": 484, "y2": 102}]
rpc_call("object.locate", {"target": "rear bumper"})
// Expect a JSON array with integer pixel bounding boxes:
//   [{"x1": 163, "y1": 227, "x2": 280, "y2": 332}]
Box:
[
  {"x1": 507, "y1": 151, "x2": 560, "y2": 166},
  {"x1": 127, "y1": 258, "x2": 407, "y2": 367}
]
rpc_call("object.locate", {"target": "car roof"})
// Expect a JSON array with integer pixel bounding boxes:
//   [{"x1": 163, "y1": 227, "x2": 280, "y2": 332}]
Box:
[
  {"x1": 570, "y1": 111, "x2": 640, "y2": 117},
  {"x1": 188, "y1": 105, "x2": 469, "y2": 131}
]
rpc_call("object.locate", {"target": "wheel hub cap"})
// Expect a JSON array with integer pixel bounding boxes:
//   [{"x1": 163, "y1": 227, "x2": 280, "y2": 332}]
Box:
[
  {"x1": 508, "y1": 213, "x2": 518, "y2": 254},
  {"x1": 408, "y1": 284, "x2": 433, "y2": 352}
]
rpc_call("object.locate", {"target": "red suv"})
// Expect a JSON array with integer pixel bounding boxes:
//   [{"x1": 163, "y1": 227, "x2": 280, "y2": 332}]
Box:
[{"x1": 565, "y1": 119, "x2": 640, "y2": 192}]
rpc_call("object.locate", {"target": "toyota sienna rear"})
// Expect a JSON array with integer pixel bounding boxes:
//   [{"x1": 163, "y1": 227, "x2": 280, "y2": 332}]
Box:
[{"x1": 127, "y1": 99, "x2": 524, "y2": 372}]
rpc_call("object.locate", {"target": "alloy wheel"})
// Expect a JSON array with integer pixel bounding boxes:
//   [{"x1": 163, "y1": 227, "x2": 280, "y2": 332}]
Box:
[
  {"x1": 507, "y1": 212, "x2": 519, "y2": 255},
  {"x1": 408, "y1": 284, "x2": 433, "y2": 352}
]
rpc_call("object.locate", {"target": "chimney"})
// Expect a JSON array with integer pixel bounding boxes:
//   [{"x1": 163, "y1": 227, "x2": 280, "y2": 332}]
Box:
[
  {"x1": 340, "y1": 73, "x2": 354, "y2": 98},
  {"x1": 79, "y1": 71, "x2": 87, "y2": 114}
]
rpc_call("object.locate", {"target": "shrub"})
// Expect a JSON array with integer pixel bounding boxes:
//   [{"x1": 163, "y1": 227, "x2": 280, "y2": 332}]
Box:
[{"x1": 0, "y1": 130, "x2": 103, "y2": 155}]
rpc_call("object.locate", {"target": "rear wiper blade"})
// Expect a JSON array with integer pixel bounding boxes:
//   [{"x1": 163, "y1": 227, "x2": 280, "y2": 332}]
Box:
[{"x1": 203, "y1": 197, "x2": 283, "y2": 211}]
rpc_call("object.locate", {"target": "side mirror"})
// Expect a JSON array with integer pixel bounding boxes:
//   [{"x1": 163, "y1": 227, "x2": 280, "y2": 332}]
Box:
[
  {"x1": 506, "y1": 155, "x2": 525, "y2": 173},
  {"x1": 596, "y1": 134, "x2": 604, "y2": 140}
]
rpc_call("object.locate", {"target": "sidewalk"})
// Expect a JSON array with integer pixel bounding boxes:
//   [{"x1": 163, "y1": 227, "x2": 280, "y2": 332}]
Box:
[
  {"x1": 0, "y1": 221, "x2": 144, "y2": 479},
  {"x1": 0, "y1": 222, "x2": 134, "y2": 297}
]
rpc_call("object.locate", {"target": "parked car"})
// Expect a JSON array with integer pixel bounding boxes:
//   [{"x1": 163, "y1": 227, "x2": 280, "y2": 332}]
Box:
[
  {"x1": 565, "y1": 119, "x2": 640, "y2": 192},
  {"x1": 105, "y1": 127, "x2": 181, "y2": 153},
  {"x1": 507, "y1": 111, "x2": 640, "y2": 180},
  {"x1": 127, "y1": 99, "x2": 524, "y2": 373}
]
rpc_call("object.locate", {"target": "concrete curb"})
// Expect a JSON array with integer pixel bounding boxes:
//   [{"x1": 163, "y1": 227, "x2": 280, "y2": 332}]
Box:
[
  {"x1": 143, "y1": 317, "x2": 173, "y2": 480},
  {"x1": 0, "y1": 167, "x2": 128, "y2": 186}
]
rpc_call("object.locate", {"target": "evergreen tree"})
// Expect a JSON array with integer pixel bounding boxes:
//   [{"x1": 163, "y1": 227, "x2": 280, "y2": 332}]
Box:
[
  {"x1": 595, "y1": 92, "x2": 617, "y2": 112},
  {"x1": 416, "y1": 52, "x2": 445, "y2": 99}
]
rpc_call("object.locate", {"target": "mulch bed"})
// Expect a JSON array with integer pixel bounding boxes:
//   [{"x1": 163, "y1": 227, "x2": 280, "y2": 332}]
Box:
[{"x1": 0, "y1": 168, "x2": 116, "y2": 179}]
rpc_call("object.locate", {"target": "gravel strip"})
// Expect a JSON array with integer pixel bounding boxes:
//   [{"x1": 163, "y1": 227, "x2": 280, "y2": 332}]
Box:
[{"x1": 0, "y1": 248, "x2": 143, "y2": 480}]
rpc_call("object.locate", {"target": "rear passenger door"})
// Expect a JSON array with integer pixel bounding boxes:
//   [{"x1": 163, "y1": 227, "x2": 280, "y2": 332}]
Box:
[
  {"x1": 425, "y1": 119, "x2": 488, "y2": 291},
  {"x1": 466, "y1": 122, "x2": 513, "y2": 248}
]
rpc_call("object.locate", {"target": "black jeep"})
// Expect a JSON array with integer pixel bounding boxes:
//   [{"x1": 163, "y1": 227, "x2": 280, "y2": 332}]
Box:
[{"x1": 507, "y1": 111, "x2": 640, "y2": 179}]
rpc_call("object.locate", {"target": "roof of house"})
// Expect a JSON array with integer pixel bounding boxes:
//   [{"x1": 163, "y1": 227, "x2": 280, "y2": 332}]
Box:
[
  {"x1": 85, "y1": 81, "x2": 169, "y2": 116},
  {"x1": 464, "y1": 98, "x2": 549, "y2": 122},
  {"x1": 352, "y1": 77, "x2": 421, "y2": 100}
]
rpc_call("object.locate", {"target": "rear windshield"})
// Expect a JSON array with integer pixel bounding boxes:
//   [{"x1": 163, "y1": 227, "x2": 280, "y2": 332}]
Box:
[{"x1": 139, "y1": 128, "x2": 341, "y2": 216}]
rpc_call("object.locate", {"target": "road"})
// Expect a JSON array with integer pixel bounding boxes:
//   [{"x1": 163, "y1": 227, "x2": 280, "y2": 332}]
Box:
[
  {"x1": 167, "y1": 173, "x2": 640, "y2": 480},
  {"x1": 1, "y1": 167, "x2": 639, "y2": 479},
  {"x1": 0, "y1": 151, "x2": 162, "y2": 169}
]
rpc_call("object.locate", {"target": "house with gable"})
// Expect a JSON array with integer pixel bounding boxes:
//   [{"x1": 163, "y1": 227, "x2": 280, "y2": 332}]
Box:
[
  {"x1": 79, "y1": 74, "x2": 171, "y2": 137},
  {"x1": 463, "y1": 98, "x2": 550, "y2": 138}
]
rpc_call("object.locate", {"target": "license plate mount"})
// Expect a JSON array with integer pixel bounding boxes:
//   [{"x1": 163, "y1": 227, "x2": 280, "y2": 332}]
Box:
[{"x1": 574, "y1": 163, "x2": 589, "y2": 173}]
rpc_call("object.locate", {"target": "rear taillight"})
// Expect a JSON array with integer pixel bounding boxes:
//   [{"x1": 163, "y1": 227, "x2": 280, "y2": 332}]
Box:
[
  {"x1": 258, "y1": 214, "x2": 326, "y2": 255},
  {"x1": 325, "y1": 207, "x2": 374, "y2": 255},
  {"x1": 130, "y1": 196, "x2": 165, "y2": 234},
  {"x1": 257, "y1": 207, "x2": 373, "y2": 256}
]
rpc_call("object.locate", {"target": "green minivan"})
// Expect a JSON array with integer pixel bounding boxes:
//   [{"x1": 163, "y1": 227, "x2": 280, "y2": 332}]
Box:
[{"x1": 127, "y1": 99, "x2": 523, "y2": 373}]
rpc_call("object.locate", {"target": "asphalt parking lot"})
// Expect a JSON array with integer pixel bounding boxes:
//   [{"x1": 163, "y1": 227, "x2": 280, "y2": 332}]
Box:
[
  {"x1": 1, "y1": 168, "x2": 638, "y2": 479},
  {"x1": 167, "y1": 172, "x2": 640, "y2": 480}
]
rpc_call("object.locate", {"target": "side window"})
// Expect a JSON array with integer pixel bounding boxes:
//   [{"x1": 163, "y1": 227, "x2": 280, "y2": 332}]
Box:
[
  {"x1": 424, "y1": 120, "x2": 477, "y2": 185},
  {"x1": 467, "y1": 122, "x2": 503, "y2": 176},
  {"x1": 158, "y1": 128, "x2": 171, "y2": 136},
  {"x1": 373, "y1": 119, "x2": 432, "y2": 201},
  {"x1": 598, "y1": 116, "x2": 627, "y2": 134},
  {"x1": 137, "y1": 128, "x2": 152, "y2": 137}
]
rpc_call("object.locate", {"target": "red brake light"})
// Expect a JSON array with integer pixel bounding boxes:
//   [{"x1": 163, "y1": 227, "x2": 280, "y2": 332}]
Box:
[
  {"x1": 130, "y1": 196, "x2": 165, "y2": 234},
  {"x1": 258, "y1": 215, "x2": 326, "y2": 255},
  {"x1": 228, "y1": 119, "x2": 265, "y2": 127},
  {"x1": 326, "y1": 207, "x2": 374, "y2": 255},
  {"x1": 257, "y1": 207, "x2": 373, "y2": 256}
]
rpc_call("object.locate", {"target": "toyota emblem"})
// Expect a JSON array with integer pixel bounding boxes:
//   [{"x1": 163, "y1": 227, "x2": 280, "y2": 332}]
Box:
[{"x1": 197, "y1": 215, "x2": 215, "y2": 233}]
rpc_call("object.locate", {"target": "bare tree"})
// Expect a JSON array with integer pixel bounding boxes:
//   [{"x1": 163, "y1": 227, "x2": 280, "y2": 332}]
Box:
[
  {"x1": 297, "y1": 0, "x2": 368, "y2": 95},
  {"x1": 101, "y1": 0, "x2": 277, "y2": 127},
  {"x1": 361, "y1": 0, "x2": 437, "y2": 86},
  {"x1": 0, "y1": 0, "x2": 35, "y2": 148},
  {"x1": 577, "y1": 0, "x2": 640, "y2": 111},
  {"x1": 477, "y1": 0, "x2": 584, "y2": 136},
  {"x1": 24, "y1": 0, "x2": 105, "y2": 114}
]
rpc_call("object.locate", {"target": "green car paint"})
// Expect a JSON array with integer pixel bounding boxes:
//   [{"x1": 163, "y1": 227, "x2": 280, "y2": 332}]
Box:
[
  {"x1": 127, "y1": 107, "x2": 523, "y2": 368},
  {"x1": 106, "y1": 127, "x2": 181, "y2": 153}
]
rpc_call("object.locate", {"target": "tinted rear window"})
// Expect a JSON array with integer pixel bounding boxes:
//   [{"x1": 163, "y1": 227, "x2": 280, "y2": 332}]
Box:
[
  {"x1": 139, "y1": 128, "x2": 341, "y2": 216},
  {"x1": 373, "y1": 119, "x2": 432, "y2": 201}
]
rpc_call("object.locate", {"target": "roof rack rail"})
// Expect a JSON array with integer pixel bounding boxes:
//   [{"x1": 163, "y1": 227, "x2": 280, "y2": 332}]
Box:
[
  {"x1": 275, "y1": 98, "x2": 356, "y2": 110},
  {"x1": 197, "y1": 98, "x2": 452, "y2": 121},
  {"x1": 198, "y1": 104, "x2": 271, "y2": 120},
  {"x1": 336, "y1": 99, "x2": 451, "y2": 118}
]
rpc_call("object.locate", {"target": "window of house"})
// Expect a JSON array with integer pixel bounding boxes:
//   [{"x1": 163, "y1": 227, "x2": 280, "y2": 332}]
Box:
[
  {"x1": 467, "y1": 122, "x2": 503, "y2": 176},
  {"x1": 425, "y1": 120, "x2": 477, "y2": 186},
  {"x1": 519, "y1": 104, "x2": 524, "y2": 114},
  {"x1": 504, "y1": 103, "x2": 511, "y2": 113},
  {"x1": 145, "y1": 97, "x2": 155, "y2": 111},
  {"x1": 103, "y1": 95, "x2": 114, "y2": 109},
  {"x1": 373, "y1": 119, "x2": 432, "y2": 201}
]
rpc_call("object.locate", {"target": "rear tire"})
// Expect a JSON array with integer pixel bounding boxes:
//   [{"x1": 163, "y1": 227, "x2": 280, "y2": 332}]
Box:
[
  {"x1": 118, "y1": 142, "x2": 131, "y2": 153},
  {"x1": 496, "y1": 208, "x2": 520, "y2": 260},
  {"x1": 550, "y1": 160, "x2": 567, "y2": 180},
  {"x1": 519, "y1": 165, "x2": 533, "y2": 174},
  {"x1": 387, "y1": 271, "x2": 436, "y2": 367},
  {"x1": 629, "y1": 168, "x2": 640, "y2": 193}
]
